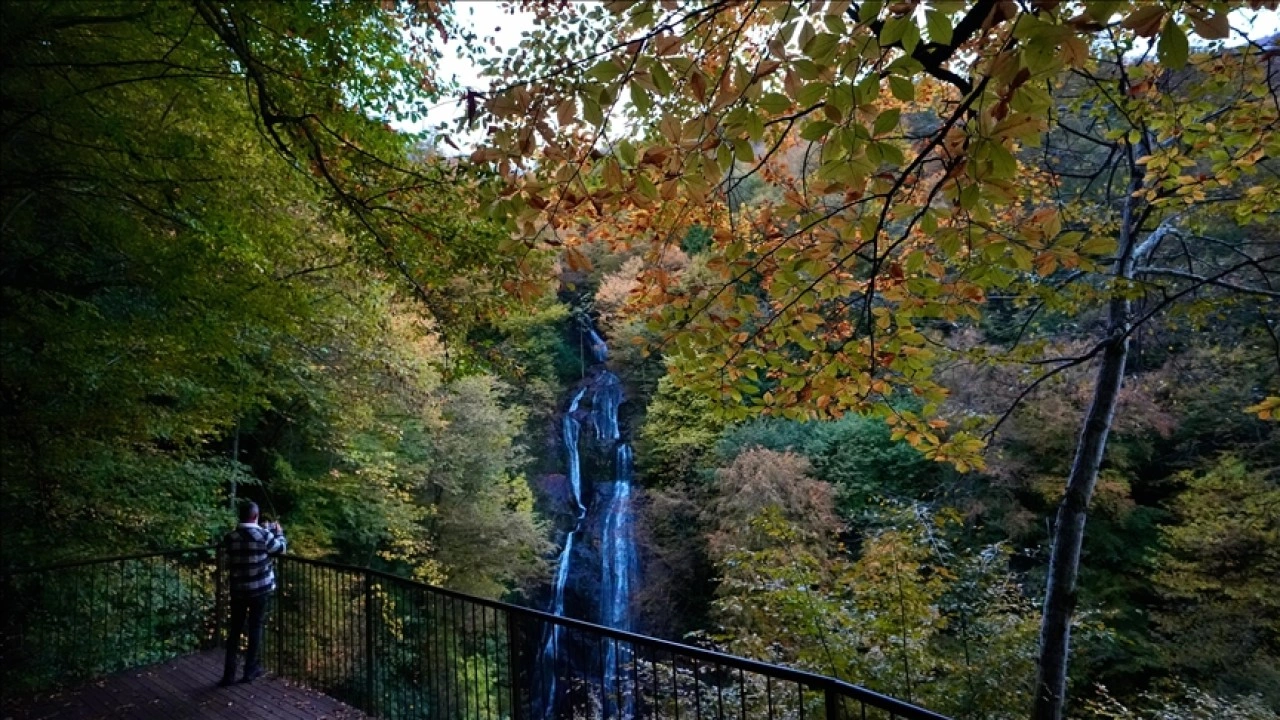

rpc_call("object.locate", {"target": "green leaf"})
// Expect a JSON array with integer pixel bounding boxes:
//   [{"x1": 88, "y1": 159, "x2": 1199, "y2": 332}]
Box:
[
  {"x1": 801, "y1": 120, "x2": 834, "y2": 141},
  {"x1": 873, "y1": 108, "x2": 901, "y2": 136},
  {"x1": 1158, "y1": 21, "x2": 1189, "y2": 69},
  {"x1": 880, "y1": 16, "x2": 909, "y2": 47},
  {"x1": 803, "y1": 32, "x2": 840, "y2": 62},
  {"x1": 988, "y1": 142, "x2": 1018, "y2": 178},
  {"x1": 617, "y1": 140, "x2": 637, "y2": 167},
  {"x1": 636, "y1": 173, "x2": 658, "y2": 199},
  {"x1": 925, "y1": 10, "x2": 953, "y2": 45},
  {"x1": 630, "y1": 82, "x2": 652, "y2": 114},
  {"x1": 760, "y1": 92, "x2": 793, "y2": 115},
  {"x1": 582, "y1": 96, "x2": 604, "y2": 126},
  {"x1": 588, "y1": 59, "x2": 623, "y2": 82},
  {"x1": 651, "y1": 62, "x2": 674, "y2": 95},
  {"x1": 889, "y1": 76, "x2": 915, "y2": 102},
  {"x1": 797, "y1": 82, "x2": 829, "y2": 107}
]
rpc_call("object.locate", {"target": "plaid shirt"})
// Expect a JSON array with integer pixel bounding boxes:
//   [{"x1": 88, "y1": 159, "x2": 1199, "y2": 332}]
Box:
[{"x1": 224, "y1": 523, "x2": 287, "y2": 598}]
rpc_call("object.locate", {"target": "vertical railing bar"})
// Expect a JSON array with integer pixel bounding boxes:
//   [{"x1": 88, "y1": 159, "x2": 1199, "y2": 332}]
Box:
[
  {"x1": 365, "y1": 568, "x2": 375, "y2": 711},
  {"x1": 444, "y1": 593, "x2": 455, "y2": 720},
  {"x1": 598, "y1": 633, "x2": 607, "y2": 720},
  {"x1": 308, "y1": 562, "x2": 315, "y2": 686},
  {"x1": 412, "y1": 586, "x2": 422, "y2": 712},
  {"x1": 716, "y1": 664, "x2": 725, "y2": 720},
  {"x1": 388, "y1": 581, "x2": 397, "y2": 720},
  {"x1": 213, "y1": 550, "x2": 222, "y2": 654},
  {"x1": 738, "y1": 667, "x2": 746, "y2": 720},
  {"x1": 507, "y1": 609, "x2": 522, "y2": 720},
  {"x1": 351, "y1": 569, "x2": 358, "y2": 702},
  {"x1": 469, "y1": 600, "x2": 479, "y2": 720},
  {"x1": 322, "y1": 565, "x2": 330, "y2": 691},
  {"x1": 829, "y1": 685, "x2": 844, "y2": 720},
  {"x1": 429, "y1": 589, "x2": 440, "y2": 719},
  {"x1": 652, "y1": 645, "x2": 661, "y2": 720},
  {"x1": 767, "y1": 675, "x2": 775, "y2": 720},
  {"x1": 291, "y1": 560, "x2": 301, "y2": 683},
  {"x1": 94, "y1": 566, "x2": 103, "y2": 673},
  {"x1": 630, "y1": 638, "x2": 641, "y2": 720},
  {"x1": 112, "y1": 559, "x2": 121, "y2": 673},
  {"x1": 694, "y1": 657, "x2": 702, "y2": 720},
  {"x1": 277, "y1": 558, "x2": 284, "y2": 680},
  {"x1": 615, "y1": 637, "x2": 623, "y2": 720},
  {"x1": 465, "y1": 598, "x2": 475, "y2": 720},
  {"x1": 426, "y1": 589, "x2": 436, "y2": 718},
  {"x1": 672, "y1": 652, "x2": 680, "y2": 720},
  {"x1": 479, "y1": 604, "x2": 493, "y2": 720},
  {"x1": 443, "y1": 590, "x2": 454, "y2": 720}
]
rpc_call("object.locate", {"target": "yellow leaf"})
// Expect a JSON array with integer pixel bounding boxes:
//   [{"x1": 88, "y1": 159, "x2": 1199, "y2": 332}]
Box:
[{"x1": 1244, "y1": 396, "x2": 1280, "y2": 421}]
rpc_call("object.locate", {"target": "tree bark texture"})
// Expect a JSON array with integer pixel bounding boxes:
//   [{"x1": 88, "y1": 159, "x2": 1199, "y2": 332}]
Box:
[
  {"x1": 1030, "y1": 166, "x2": 1177, "y2": 718},
  {"x1": 1031, "y1": 322, "x2": 1129, "y2": 720}
]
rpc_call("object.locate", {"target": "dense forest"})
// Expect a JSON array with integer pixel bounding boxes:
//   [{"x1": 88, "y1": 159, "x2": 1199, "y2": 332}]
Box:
[{"x1": 1, "y1": 2, "x2": 1277, "y2": 720}]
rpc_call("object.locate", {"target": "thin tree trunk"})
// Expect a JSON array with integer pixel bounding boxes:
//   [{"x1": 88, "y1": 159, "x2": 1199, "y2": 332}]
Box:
[
  {"x1": 1031, "y1": 312, "x2": 1129, "y2": 720},
  {"x1": 1030, "y1": 158, "x2": 1178, "y2": 717}
]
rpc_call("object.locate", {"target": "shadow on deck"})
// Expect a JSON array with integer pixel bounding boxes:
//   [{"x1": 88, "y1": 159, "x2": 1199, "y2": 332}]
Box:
[{"x1": 3, "y1": 651, "x2": 368, "y2": 720}]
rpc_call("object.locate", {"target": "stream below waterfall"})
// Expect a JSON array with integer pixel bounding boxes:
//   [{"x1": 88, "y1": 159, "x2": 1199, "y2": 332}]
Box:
[{"x1": 538, "y1": 323, "x2": 638, "y2": 719}]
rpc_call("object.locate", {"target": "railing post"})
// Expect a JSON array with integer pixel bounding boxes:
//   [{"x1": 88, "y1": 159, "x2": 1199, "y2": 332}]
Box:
[
  {"x1": 507, "y1": 610, "x2": 523, "y2": 720},
  {"x1": 214, "y1": 546, "x2": 223, "y2": 648},
  {"x1": 364, "y1": 569, "x2": 375, "y2": 714},
  {"x1": 275, "y1": 580, "x2": 284, "y2": 678},
  {"x1": 825, "y1": 685, "x2": 842, "y2": 720}
]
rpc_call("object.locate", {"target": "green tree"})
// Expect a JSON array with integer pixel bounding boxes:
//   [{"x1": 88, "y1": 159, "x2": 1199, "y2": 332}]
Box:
[{"x1": 1150, "y1": 455, "x2": 1280, "y2": 705}]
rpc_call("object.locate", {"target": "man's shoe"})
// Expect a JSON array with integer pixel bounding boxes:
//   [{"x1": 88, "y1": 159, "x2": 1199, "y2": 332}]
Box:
[
  {"x1": 218, "y1": 675, "x2": 236, "y2": 687},
  {"x1": 240, "y1": 667, "x2": 264, "y2": 683}
]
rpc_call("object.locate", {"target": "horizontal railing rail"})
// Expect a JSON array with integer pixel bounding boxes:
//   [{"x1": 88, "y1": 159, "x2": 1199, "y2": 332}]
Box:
[{"x1": 2, "y1": 548, "x2": 949, "y2": 720}]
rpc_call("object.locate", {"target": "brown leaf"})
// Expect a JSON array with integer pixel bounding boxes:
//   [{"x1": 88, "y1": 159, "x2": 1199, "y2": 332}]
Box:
[
  {"x1": 1121, "y1": 5, "x2": 1165, "y2": 37},
  {"x1": 556, "y1": 98, "x2": 576, "y2": 126},
  {"x1": 689, "y1": 71, "x2": 708, "y2": 103},
  {"x1": 1189, "y1": 11, "x2": 1230, "y2": 40}
]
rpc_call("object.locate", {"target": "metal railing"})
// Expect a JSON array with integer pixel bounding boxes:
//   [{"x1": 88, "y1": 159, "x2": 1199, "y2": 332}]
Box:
[
  {"x1": 3, "y1": 549, "x2": 948, "y2": 720},
  {"x1": 1, "y1": 546, "x2": 220, "y2": 699}
]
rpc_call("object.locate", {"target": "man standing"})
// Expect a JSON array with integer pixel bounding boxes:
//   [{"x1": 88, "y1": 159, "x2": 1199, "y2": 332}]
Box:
[{"x1": 221, "y1": 501, "x2": 286, "y2": 686}]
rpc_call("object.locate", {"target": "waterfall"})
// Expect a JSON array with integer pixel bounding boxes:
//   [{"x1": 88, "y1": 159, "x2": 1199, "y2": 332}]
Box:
[
  {"x1": 592, "y1": 372, "x2": 622, "y2": 443},
  {"x1": 563, "y1": 388, "x2": 587, "y2": 517},
  {"x1": 539, "y1": 530, "x2": 576, "y2": 706},
  {"x1": 588, "y1": 328, "x2": 609, "y2": 362},
  {"x1": 600, "y1": 444, "x2": 637, "y2": 718},
  {"x1": 542, "y1": 323, "x2": 638, "y2": 719}
]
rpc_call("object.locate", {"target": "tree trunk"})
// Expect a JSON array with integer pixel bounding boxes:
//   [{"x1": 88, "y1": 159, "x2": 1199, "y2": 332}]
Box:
[
  {"x1": 1031, "y1": 318, "x2": 1129, "y2": 720},
  {"x1": 1030, "y1": 169, "x2": 1177, "y2": 717}
]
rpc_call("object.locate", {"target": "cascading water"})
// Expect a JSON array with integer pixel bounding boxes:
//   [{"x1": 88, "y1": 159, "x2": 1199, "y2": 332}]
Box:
[
  {"x1": 540, "y1": 324, "x2": 639, "y2": 719},
  {"x1": 563, "y1": 388, "x2": 588, "y2": 517},
  {"x1": 592, "y1": 373, "x2": 622, "y2": 443},
  {"x1": 600, "y1": 443, "x2": 637, "y2": 718},
  {"x1": 540, "y1": 387, "x2": 588, "y2": 709},
  {"x1": 587, "y1": 328, "x2": 609, "y2": 362}
]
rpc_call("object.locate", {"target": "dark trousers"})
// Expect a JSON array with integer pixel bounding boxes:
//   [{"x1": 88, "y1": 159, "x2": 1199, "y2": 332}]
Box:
[{"x1": 223, "y1": 592, "x2": 270, "y2": 679}]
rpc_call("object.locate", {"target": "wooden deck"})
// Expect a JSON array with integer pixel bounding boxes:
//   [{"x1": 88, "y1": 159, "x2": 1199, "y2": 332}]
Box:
[{"x1": 3, "y1": 651, "x2": 369, "y2": 720}]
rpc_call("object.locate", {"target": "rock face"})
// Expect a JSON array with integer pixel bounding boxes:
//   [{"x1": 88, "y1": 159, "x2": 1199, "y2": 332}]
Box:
[{"x1": 538, "y1": 323, "x2": 639, "y2": 719}]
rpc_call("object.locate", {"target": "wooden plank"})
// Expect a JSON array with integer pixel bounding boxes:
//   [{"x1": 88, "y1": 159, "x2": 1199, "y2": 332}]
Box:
[{"x1": 3, "y1": 652, "x2": 370, "y2": 720}]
